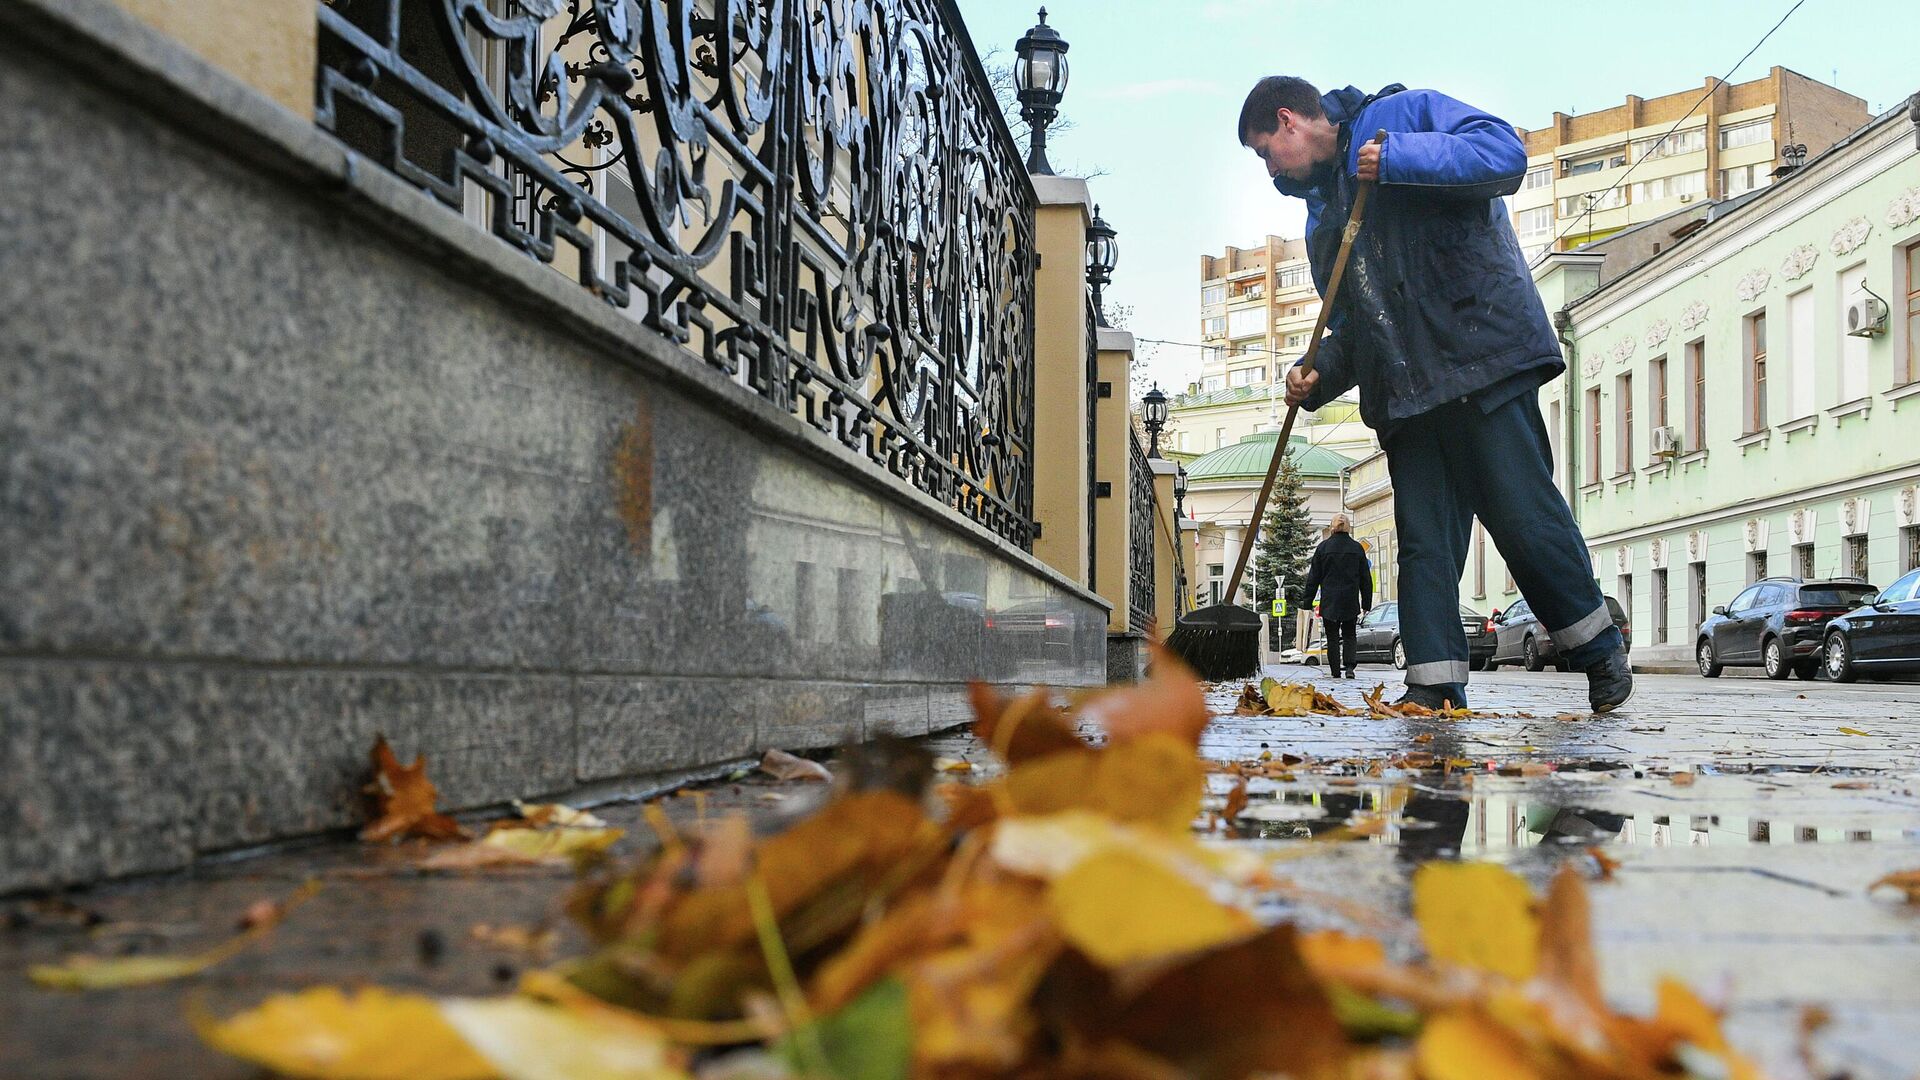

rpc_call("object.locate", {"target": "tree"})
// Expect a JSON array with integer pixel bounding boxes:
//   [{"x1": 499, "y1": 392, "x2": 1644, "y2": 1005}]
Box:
[{"x1": 1252, "y1": 451, "x2": 1317, "y2": 650}]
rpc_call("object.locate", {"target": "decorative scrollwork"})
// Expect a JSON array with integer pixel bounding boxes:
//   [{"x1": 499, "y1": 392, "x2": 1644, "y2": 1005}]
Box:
[
  {"x1": 316, "y1": 0, "x2": 1037, "y2": 548},
  {"x1": 1128, "y1": 429, "x2": 1156, "y2": 632}
]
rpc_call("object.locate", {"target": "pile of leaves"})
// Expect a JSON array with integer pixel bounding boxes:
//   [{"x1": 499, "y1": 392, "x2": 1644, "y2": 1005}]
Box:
[
  {"x1": 179, "y1": 655, "x2": 1772, "y2": 1079},
  {"x1": 1232, "y1": 678, "x2": 1506, "y2": 720}
]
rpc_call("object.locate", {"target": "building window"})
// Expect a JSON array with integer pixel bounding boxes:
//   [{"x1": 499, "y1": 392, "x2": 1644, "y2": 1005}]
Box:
[
  {"x1": 1794, "y1": 543, "x2": 1814, "y2": 580},
  {"x1": 1744, "y1": 311, "x2": 1767, "y2": 434},
  {"x1": 1786, "y1": 288, "x2": 1815, "y2": 419},
  {"x1": 1718, "y1": 119, "x2": 1770, "y2": 151},
  {"x1": 1614, "y1": 371, "x2": 1634, "y2": 475},
  {"x1": 1202, "y1": 315, "x2": 1225, "y2": 336},
  {"x1": 1548, "y1": 399, "x2": 1562, "y2": 481},
  {"x1": 1284, "y1": 332, "x2": 1309, "y2": 349},
  {"x1": 1719, "y1": 164, "x2": 1771, "y2": 197},
  {"x1": 1686, "y1": 340, "x2": 1706, "y2": 451},
  {"x1": 1903, "y1": 243, "x2": 1919, "y2": 387},
  {"x1": 1560, "y1": 187, "x2": 1627, "y2": 216},
  {"x1": 1585, "y1": 386, "x2": 1602, "y2": 485},
  {"x1": 1277, "y1": 264, "x2": 1310, "y2": 289},
  {"x1": 1903, "y1": 525, "x2": 1920, "y2": 573},
  {"x1": 1632, "y1": 128, "x2": 1707, "y2": 161},
  {"x1": 1238, "y1": 283, "x2": 1265, "y2": 301},
  {"x1": 1214, "y1": 427, "x2": 1227, "y2": 449},
  {"x1": 1504, "y1": 567, "x2": 1517, "y2": 594},
  {"x1": 1202, "y1": 376, "x2": 1224, "y2": 392},
  {"x1": 1619, "y1": 572, "x2": 1633, "y2": 631},
  {"x1": 1177, "y1": 430, "x2": 1192, "y2": 452},
  {"x1": 1227, "y1": 307, "x2": 1266, "y2": 338},
  {"x1": 1201, "y1": 285, "x2": 1226, "y2": 306},
  {"x1": 1690, "y1": 561, "x2": 1708, "y2": 633},
  {"x1": 1838, "y1": 264, "x2": 1870, "y2": 403},
  {"x1": 1628, "y1": 171, "x2": 1706, "y2": 203},
  {"x1": 1749, "y1": 550, "x2": 1768, "y2": 583},
  {"x1": 1523, "y1": 165, "x2": 1553, "y2": 190},
  {"x1": 1652, "y1": 567, "x2": 1669, "y2": 644},
  {"x1": 1515, "y1": 205, "x2": 1554, "y2": 244},
  {"x1": 1847, "y1": 535, "x2": 1869, "y2": 579},
  {"x1": 1561, "y1": 146, "x2": 1627, "y2": 176}
]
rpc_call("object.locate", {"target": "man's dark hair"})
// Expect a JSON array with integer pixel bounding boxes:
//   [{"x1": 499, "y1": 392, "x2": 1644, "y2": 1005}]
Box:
[{"x1": 1237, "y1": 76, "x2": 1324, "y2": 143}]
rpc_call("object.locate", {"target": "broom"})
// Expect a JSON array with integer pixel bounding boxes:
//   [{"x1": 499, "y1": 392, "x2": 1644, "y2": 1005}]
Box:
[{"x1": 1166, "y1": 131, "x2": 1385, "y2": 682}]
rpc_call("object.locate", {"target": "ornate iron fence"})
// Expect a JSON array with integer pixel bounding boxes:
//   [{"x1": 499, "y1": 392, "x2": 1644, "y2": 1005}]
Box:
[
  {"x1": 315, "y1": 0, "x2": 1037, "y2": 548},
  {"x1": 1127, "y1": 427, "x2": 1155, "y2": 632}
]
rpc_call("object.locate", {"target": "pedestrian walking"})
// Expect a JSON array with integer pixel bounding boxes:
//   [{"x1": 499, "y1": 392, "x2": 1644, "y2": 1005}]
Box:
[
  {"x1": 1299, "y1": 515, "x2": 1371, "y2": 678},
  {"x1": 1238, "y1": 76, "x2": 1632, "y2": 712}
]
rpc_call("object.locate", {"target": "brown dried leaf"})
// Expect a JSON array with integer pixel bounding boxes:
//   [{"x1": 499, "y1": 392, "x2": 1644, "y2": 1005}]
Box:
[
  {"x1": 1078, "y1": 646, "x2": 1210, "y2": 747},
  {"x1": 1868, "y1": 868, "x2": 1920, "y2": 903},
  {"x1": 759, "y1": 748, "x2": 832, "y2": 783},
  {"x1": 1222, "y1": 777, "x2": 1249, "y2": 823},
  {"x1": 1668, "y1": 771, "x2": 1696, "y2": 787},
  {"x1": 361, "y1": 735, "x2": 466, "y2": 843},
  {"x1": 970, "y1": 683, "x2": 1088, "y2": 764}
]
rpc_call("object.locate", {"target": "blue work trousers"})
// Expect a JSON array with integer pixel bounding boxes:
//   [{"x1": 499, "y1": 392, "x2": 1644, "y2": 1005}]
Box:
[{"x1": 1384, "y1": 394, "x2": 1621, "y2": 706}]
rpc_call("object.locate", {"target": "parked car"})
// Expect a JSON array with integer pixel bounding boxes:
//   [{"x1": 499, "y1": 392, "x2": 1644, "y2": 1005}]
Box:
[
  {"x1": 1348, "y1": 602, "x2": 1495, "y2": 670},
  {"x1": 1820, "y1": 568, "x2": 1920, "y2": 682},
  {"x1": 1695, "y1": 577, "x2": 1878, "y2": 680},
  {"x1": 1486, "y1": 595, "x2": 1630, "y2": 672}
]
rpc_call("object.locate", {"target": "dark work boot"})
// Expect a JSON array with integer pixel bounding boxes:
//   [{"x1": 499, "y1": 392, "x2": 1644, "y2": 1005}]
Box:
[
  {"x1": 1394, "y1": 684, "x2": 1467, "y2": 711},
  {"x1": 1586, "y1": 647, "x2": 1635, "y2": 712}
]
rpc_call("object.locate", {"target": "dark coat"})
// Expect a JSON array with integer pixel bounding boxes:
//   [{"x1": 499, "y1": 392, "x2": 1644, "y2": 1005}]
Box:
[
  {"x1": 1299, "y1": 531, "x2": 1372, "y2": 622},
  {"x1": 1276, "y1": 85, "x2": 1566, "y2": 437}
]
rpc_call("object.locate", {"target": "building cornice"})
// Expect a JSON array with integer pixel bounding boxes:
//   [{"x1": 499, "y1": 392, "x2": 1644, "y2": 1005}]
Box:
[{"x1": 1580, "y1": 460, "x2": 1920, "y2": 548}]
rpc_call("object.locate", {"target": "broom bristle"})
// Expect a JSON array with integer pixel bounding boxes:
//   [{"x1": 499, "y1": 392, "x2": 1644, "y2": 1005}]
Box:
[{"x1": 1164, "y1": 624, "x2": 1262, "y2": 683}]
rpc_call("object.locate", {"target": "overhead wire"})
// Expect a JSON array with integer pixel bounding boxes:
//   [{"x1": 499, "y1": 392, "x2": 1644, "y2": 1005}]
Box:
[{"x1": 1526, "y1": 0, "x2": 1810, "y2": 269}]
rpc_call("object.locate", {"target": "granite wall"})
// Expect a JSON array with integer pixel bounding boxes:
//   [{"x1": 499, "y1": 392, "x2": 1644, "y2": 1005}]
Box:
[{"x1": 0, "y1": 1, "x2": 1105, "y2": 891}]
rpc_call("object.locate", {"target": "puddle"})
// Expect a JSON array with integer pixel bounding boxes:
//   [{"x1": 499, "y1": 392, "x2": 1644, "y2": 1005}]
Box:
[{"x1": 1212, "y1": 771, "x2": 1920, "y2": 860}]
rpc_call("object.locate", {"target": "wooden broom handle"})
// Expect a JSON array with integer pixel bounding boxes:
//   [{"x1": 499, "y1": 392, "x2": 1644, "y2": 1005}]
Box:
[{"x1": 1220, "y1": 130, "x2": 1386, "y2": 608}]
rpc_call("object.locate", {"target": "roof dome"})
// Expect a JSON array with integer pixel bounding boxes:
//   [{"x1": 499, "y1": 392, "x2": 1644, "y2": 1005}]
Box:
[{"x1": 1183, "y1": 432, "x2": 1354, "y2": 482}]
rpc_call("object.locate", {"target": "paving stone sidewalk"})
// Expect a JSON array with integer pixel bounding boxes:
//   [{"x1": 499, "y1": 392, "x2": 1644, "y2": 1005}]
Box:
[{"x1": 3, "y1": 668, "x2": 1917, "y2": 1078}]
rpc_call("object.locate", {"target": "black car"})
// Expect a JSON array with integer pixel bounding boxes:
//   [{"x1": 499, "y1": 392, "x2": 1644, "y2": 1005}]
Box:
[
  {"x1": 1821, "y1": 568, "x2": 1920, "y2": 682},
  {"x1": 1486, "y1": 595, "x2": 1630, "y2": 672},
  {"x1": 1349, "y1": 601, "x2": 1495, "y2": 670},
  {"x1": 1696, "y1": 577, "x2": 1878, "y2": 680}
]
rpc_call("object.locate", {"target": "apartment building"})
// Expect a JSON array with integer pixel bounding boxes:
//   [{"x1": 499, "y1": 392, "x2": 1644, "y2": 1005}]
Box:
[
  {"x1": 1195, "y1": 235, "x2": 1321, "y2": 391},
  {"x1": 1511, "y1": 67, "x2": 1868, "y2": 264}
]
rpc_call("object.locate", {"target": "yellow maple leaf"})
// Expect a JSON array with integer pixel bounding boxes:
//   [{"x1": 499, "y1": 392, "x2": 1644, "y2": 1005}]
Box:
[
  {"x1": 1263, "y1": 680, "x2": 1317, "y2": 717},
  {"x1": 1048, "y1": 847, "x2": 1254, "y2": 968},
  {"x1": 1000, "y1": 732, "x2": 1206, "y2": 833},
  {"x1": 195, "y1": 986, "x2": 494, "y2": 1080},
  {"x1": 1412, "y1": 863, "x2": 1538, "y2": 982}
]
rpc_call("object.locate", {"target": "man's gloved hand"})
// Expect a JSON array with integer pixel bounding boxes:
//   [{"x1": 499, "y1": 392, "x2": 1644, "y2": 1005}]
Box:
[
  {"x1": 1356, "y1": 141, "x2": 1382, "y2": 182},
  {"x1": 1284, "y1": 365, "x2": 1318, "y2": 407}
]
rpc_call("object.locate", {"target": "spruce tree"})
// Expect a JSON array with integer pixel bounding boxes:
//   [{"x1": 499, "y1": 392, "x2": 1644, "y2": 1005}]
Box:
[{"x1": 1252, "y1": 449, "x2": 1318, "y2": 648}]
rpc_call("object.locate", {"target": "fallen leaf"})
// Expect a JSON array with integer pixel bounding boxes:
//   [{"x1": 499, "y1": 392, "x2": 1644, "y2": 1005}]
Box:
[
  {"x1": 1669, "y1": 771, "x2": 1696, "y2": 787},
  {"x1": 1413, "y1": 863, "x2": 1538, "y2": 981},
  {"x1": 1077, "y1": 646, "x2": 1210, "y2": 747},
  {"x1": 933, "y1": 758, "x2": 973, "y2": 774},
  {"x1": 1536, "y1": 865, "x2": 1603, "y2": 1016},
  {"x1": 969, "y1": 685, "x2": 1087, "y2": 764},
  {"x1": 1830, "y1": 781, "x2": 1872, "y2": 790},
  {"x1": 778, "y1": 976, "x2": 910, "y2": 1080},
  {"x1": 1867, "y1": 869, "x2": 1920, "y2": 903},
  {"x1": 470, "y1": 923, "x2": 558, "y2": 959},
  {"x1": 420, "y1": 826, "x2": 623, "y2": 870},
  {"x1": 509, "y1": 800, "x2": 610, "y2": 830},
  {"x1": 197, "y1": 986, "x2": 494, "y2": 1080},
  {"x1": 1413, "y1": 733, "x2": 1435, "y2": 744},
  {"x1": 30, "y1": 881, "x2": 318, "y2": 991},
  {"x1": 1261, "y1": 679, "x2": 1316, "y2": 717},
  {"x1": 1587, "y1": 846, "x2": 1622, "y2": 881},
  {"x1": 1221, "y1": 777, "x2": 1249, "y2": 823},
  {"x1": 1838, "y1": 727, "x2": 1872, "y2": 737},
  {"x1": 1417, "y1": 1009, "x2": 1542, "y2": 1080},
  {"x1": 760, "y1": 749, "x2": 832, "y2": 783},
  {"x1": 362, "y1": 735, "x2": 466, "y2": 843},
  {"x1": 439, "y1": 995, "x2": 689, "y2": 1080},
  {"x1": 1047, "y1": 847, "x2": 1254, "y2": 967},
  {"x1": 999, "y1": 733, "x2": 1207, "y2": 833}
]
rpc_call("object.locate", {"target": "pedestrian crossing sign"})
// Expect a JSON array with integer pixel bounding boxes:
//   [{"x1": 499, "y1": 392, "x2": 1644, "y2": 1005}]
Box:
[{"x1": 1271, "y1": 596, "x2": 1284, "y2": 617}]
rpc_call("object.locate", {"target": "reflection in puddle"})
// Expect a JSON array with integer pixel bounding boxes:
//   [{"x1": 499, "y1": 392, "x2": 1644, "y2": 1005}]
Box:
[{"x1": 1228, "y1": 781, "x2": 1920, "y2": 858}]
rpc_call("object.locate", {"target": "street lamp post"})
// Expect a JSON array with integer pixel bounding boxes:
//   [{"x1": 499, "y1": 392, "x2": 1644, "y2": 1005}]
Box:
[
  {"x1": 1173, "y1": 464, "x2": 1188, "y2": 517},
  {"x1": 1014, "y1": 8, "x2": 1068, "y2": 175},
  {"x1": 1141, "y1": 383, "x2": 1168, "y2": 458},
  {"x1": 1086, "y1": 204, "x2": 1117, "y2": 326}
]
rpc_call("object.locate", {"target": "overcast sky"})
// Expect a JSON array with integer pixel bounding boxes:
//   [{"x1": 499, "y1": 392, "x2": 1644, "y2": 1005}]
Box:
[{"x1": 952, "y1": 0, "x2": 1919, "y2": 397}]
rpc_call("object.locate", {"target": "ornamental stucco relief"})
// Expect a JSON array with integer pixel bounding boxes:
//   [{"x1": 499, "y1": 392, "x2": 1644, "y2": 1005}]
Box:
[
  {"x1": 1830, "y1": 216, "x2": 1872, "y2": 256},
  {"x1": 1679, "y1": 300, "x2": 1709, "y2": 330},
  {"x1": 1888, "y1": 188, "x2": 1920, "y2": 229},
  {"x1": 1643, "y1": 319, "x2": 1672, "y2": 351},
  {"x1": 1778, "y1": 244, "x2": 1818, "y2": 281},
  {"x1": 1735, "y1": 268, "x2": 1771, "y2": 301},
  {"x1": 1608, "y1": 336, "x2": 1636, "y2": 366}
]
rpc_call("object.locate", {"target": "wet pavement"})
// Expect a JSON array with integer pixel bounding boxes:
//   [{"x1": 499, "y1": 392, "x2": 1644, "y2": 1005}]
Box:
[{"x1": 4, "y1": 666, "x2": 1919, "y2": 1078}]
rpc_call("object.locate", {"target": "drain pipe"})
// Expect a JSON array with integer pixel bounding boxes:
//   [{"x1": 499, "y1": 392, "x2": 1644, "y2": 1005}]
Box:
[{"x1": 1553, "y1": 307, "x2": 1580, "y2": 527}]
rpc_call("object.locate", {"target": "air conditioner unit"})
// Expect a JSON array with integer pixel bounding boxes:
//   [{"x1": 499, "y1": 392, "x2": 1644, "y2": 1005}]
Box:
[
  {"x1": 1651, "y1": 425, "x2": 1680, "y2": 457},
  {"x1": 1678, "y1": 193, "x2": 1695, "y2": 203},
  {"x1": 1846, "y1": 294, "x2": 1888, "y2": 338}
]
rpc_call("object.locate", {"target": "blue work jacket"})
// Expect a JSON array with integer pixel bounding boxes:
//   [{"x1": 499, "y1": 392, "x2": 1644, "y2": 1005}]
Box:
[{"x1": 1276, "y1": 85, "x2": 1565, "y2": 435}]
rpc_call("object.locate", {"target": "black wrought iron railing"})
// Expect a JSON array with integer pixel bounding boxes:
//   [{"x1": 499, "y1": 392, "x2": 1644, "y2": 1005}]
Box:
[
  {"x1": 315, "y1": 0, "x2": 1037, "y2": 548},
  {"x1": 1127, "y1": 428, "x2": 1155, "y2": 632}
]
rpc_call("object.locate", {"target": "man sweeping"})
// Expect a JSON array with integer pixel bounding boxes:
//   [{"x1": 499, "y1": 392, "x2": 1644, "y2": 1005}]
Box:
[
  {"x1": 1299, "y1": 515, "x2": 1371, "y2": 679},
  {"x1": 1239, "y1": 76, "x2": 1632, "y2": 712}
]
